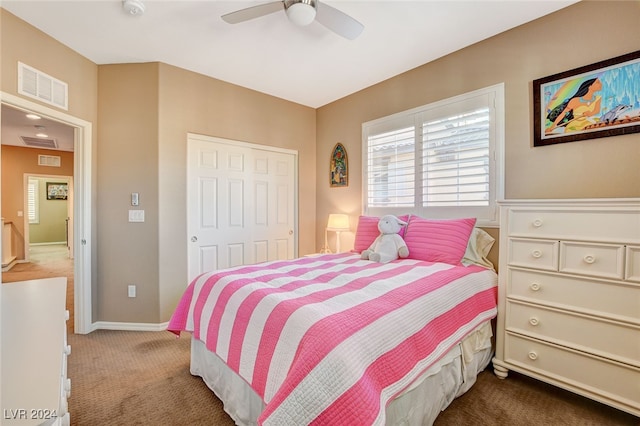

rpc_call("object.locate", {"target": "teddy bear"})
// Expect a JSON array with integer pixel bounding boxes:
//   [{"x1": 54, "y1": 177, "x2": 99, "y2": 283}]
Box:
[{"x1": 361, "y1": 215, "x2": 409, "y2": 263}]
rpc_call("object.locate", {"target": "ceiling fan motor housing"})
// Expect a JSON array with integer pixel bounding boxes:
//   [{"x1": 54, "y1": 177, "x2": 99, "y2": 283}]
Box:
[{"x1": 284, "y1": 0, "x2": 317, "y2": 26}]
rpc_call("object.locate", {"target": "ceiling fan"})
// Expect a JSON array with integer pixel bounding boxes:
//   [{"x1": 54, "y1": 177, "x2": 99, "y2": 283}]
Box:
[{"x1": 221, "y1": 0, "x2": 364, "y2": 40}]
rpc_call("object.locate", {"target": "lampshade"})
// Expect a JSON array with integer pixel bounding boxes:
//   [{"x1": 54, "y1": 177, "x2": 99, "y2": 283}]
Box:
[
  {"x1": 285, "y1": 1, "x2": 316, "y2": 26},
  {"x1": 326, "y1": 214, "x2": 349, "y2": 232}
]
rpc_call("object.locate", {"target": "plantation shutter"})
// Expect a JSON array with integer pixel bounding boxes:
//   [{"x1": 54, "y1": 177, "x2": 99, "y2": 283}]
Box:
[
  {"x1": 421, "y1": 102, "x2": 490, "y2": 207},
  {"x1": 362, "y1": 84, "x2": 503, "y2": 225},
  {"x1": 28, "y1": 179, "x2": 39, "y2": 224},
  {"x1": 366, "y1": 121, "x2": 415, "y2": 207}
]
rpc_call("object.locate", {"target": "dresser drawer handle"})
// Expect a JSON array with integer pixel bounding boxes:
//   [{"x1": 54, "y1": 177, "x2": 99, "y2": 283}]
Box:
[
  {"x1": 529, "y1": 317, "x2": 539, "y2": 326},
  {"x1": 583, "y1": 255, "x2": 596, "y2": 264},
  {"x1": 529, "y1": 282, "x2": 541, "y2": 291},
  {"x1": 532, "y1": 219, "x2": 543, "y2": 228},
  {"x1": 528, "y1": 351, "x2": 538, "y2": 360},
  {"x1": 531, "y1": 250, "x2": 542, "y2": 259}
]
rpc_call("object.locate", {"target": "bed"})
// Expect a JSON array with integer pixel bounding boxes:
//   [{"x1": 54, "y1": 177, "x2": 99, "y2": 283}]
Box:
[{"x1": 168, "y1": 216, "x2": 497, "y2": 425}]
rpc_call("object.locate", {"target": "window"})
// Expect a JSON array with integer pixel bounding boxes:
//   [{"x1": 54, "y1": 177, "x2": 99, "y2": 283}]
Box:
[
  {"x1": 28, "y1": 178, "x2": 40, "y2": 224},
  {"x1": 362, "y1": 84, "x2": 504, "y2": 226}
]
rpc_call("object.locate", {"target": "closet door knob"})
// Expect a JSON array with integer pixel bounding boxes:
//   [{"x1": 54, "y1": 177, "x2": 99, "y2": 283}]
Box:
[{"x1": 191, "y1": 236, "x2": 198, "y2": 242}]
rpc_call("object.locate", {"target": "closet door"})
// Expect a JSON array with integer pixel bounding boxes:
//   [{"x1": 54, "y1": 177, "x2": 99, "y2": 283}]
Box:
[{"x1": 187, "y1": 134, "x2": 297, "y2": 282}]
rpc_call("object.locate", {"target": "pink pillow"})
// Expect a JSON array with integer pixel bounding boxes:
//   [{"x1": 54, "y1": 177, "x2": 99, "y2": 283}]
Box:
[
  {"x1": 353, "y1": 215, "x2": 409, "y2": 253},
  {"x1": 404, "y1": 217, "x2": 476, "y2": 265}
]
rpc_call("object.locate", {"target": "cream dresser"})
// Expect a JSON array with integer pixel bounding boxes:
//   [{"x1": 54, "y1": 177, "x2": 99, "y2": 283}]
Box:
[
  {"x1": 1, "y1": 277, "x2": 71, "y2": 425},
  {"x1": 493, "y1": 199, "x2": 640, "y2": 417}
]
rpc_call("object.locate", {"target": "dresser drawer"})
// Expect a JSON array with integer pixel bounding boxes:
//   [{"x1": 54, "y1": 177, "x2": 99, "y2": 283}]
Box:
[
  {"x1": 508, "y1": 238, "x2": 558, "y2": 271},
  {"x1": 506, "y1": 301, "x2": 639, "y2": 365},
  {"x1": 504, "y1": 333, "x2": 640, "y2": 410},
  {"x1": 627, "y1": 246, "x2": 640, "y2": 283},
  {"x1": 508, "y1": 269, "x2": 640, "y2": 322},
  {"x1": 508, "y1": 208, "x2": 640, "y2": 242},
  {"x1": 559, "y1": 241, "x2": 624, "y2": 280}
]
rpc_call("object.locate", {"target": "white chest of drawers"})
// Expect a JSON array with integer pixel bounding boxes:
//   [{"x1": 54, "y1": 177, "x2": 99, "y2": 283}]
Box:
[
  {"x1": 493, "y1": 199, "x2": 640, "y2": 417},
  {"x1": 1, "y1": 277, "x2": 71, "y2": 426}
]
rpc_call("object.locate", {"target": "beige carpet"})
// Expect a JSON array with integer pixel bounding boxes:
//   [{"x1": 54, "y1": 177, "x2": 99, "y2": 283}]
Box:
[{"x1": 67, "y1": 329, "x2": 639, "y2": 426}]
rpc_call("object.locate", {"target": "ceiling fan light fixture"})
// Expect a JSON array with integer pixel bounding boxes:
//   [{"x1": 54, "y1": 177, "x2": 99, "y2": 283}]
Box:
[{"x1": 285, "y1": 1, "x2": 316, "y2": 26}]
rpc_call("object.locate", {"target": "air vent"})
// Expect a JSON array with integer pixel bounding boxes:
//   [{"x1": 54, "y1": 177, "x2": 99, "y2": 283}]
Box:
[
  {"x1": 21, "y1": 136, "x2": 58, "y2": 149},
  {"x1": 18, "y1": 62, "x2": 68, "y2": 110},
  {"x1": 37, "y1": 154, "x2": 61, "y2": 167}
]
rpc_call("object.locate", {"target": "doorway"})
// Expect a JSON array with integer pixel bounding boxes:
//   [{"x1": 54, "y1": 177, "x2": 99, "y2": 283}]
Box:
[{"x1": 0, "y1": 92, "x2": 93, "y2": 334}]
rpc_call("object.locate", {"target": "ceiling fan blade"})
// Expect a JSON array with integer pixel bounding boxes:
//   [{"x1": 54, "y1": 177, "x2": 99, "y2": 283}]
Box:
[
  {"x1": 222, "y1": 1, "x2": 284, "y2": 24},
  {"x1": 315, "y1": 2, "x2": 363, "y2": 40}
]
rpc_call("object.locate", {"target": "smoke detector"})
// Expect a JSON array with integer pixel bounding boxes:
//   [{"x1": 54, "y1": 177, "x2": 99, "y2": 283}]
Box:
[{"x1": 123, "y1": 0, "x2": 145, "y2": 16}]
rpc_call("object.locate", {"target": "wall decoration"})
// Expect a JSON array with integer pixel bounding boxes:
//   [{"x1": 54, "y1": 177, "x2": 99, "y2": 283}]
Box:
[
  {"x1": 46, "y1": 182, "x2": 68, "y2": 200},
  {"x1": 330, "y1": 143, "x2": 348, "y2": 187},
  {"x1": 533, "y1": 50, "x2": 640, "y2": 147}
]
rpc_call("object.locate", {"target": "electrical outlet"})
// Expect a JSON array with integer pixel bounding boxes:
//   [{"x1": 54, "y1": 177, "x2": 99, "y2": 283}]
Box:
[{"x1": 128, "y1": 285, "x2": 136, "y2": 298}]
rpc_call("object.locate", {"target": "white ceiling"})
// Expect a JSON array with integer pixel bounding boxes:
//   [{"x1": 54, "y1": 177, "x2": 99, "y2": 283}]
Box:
[{"x1": 1, "y1": 0, "x2": 579, "y2": 151}]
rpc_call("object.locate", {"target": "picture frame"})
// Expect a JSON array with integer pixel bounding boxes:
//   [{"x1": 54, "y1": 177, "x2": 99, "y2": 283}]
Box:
[
  {"x1": 533, "y1": 50, "x2": 640, "y2": 147},
  {"x1": 329, "y1": 142, "x2": 348, "y2": 187},
  {"x1": 46, "y1": 182, "x2": 68, "y2": 200}
]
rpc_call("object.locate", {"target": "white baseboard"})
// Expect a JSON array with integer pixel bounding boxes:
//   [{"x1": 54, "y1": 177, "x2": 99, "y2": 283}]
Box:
[{"x1": 91, "y1": 321, "x2": 170, "y2": 332}]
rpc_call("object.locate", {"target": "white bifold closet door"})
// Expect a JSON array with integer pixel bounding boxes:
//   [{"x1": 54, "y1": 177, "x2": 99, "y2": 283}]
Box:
[{"x1": 187, "y1": 134, "x2": 297, "y2": 282}]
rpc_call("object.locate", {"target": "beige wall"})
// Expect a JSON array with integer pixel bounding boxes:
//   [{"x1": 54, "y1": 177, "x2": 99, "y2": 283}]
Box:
[
  {"x1": 97, "y1": 63, "x2": 160, "y2": 323},
  {"x1": 2, "y1": 2, "x2": 638, "y2": 327},
  {"x1": 2, "y1": 10, "x2": 316, "y2": 325},
  {"x1": 315, "y1": 1, "x2": 640, "y2": 254},
  {"x1": 156, "y1": 64, "x2": 316, "y2": 320},
  {"x1": 0, "y1": 145, "x2": 74, "y2": 257},
  {"x1": 1, "y1": 9, "x2": 99, "y2": 320},
  {"x1": 97, "y1": 62, "x2": 316, "y2": 323}
]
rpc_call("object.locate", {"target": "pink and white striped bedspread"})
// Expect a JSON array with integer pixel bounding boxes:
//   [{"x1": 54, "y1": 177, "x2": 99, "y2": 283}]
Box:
[{"x1": 168, "y1": 253, "x2": 497, "y2": 425}]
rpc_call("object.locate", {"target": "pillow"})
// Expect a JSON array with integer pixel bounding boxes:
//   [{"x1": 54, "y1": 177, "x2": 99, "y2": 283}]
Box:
[
  {"x1": 404, "y1": 216, "x2": 476, "y2": 265},
  {"x1": 462, "y1": 227, "x2": 496, "y2": 269},
  {"x1": 352, "y1": 215, "x2": 409, "y2": 253}
]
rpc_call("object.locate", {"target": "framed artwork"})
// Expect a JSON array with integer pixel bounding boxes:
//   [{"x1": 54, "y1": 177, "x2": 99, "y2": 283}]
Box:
[
  {"x1": 329, "y1": 143, "x2": 348, "y2": 187},
  {"x1": 46, "y1": 182, "x2": 68, "y2": 200},
  {"x1": 533, "y1": 50, "x2": 640, "y2": 147}
]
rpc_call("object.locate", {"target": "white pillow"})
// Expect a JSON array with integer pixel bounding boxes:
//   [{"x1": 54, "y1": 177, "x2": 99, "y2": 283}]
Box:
[{"x1": 462, "y1": 228, "x2": 495, "y2": 269}]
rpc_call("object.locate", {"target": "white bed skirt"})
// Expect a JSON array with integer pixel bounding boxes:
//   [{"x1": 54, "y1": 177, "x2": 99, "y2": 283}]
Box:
[{"x1": 190, "y1": 321, "x2": 493, "y2": 426}]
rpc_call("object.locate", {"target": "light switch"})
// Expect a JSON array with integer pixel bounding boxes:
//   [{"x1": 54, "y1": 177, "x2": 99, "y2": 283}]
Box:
[
  {"x1": 128, "y1": 210, "x2": 145, "y2": 222},
  {"x1": 131, "y1": 192, "x2": 139, "y2": 206}
]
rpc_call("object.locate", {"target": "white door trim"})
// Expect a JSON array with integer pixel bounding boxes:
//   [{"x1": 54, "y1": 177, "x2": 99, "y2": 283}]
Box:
[{"x1": 1, "y1": 92, "x2": 93, "y2": 334}]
